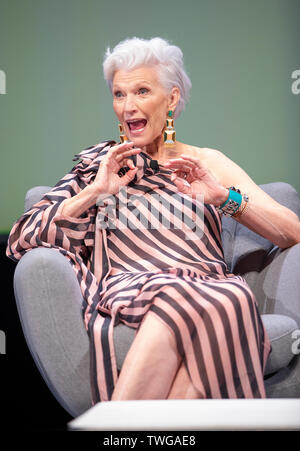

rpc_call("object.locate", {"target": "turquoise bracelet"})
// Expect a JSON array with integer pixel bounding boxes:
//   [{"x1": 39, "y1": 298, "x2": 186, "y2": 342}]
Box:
[{"x1": 217, "y1": 187, "x2": 243, "y2": 216}]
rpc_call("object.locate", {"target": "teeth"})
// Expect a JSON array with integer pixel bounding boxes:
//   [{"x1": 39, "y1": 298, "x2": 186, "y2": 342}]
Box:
[
  {"x1": 130, "y1": 129, "x2": 145, "y2": 133},
  {"x1": 127, "y1": 120, "x2": 147, "y2": 133}
]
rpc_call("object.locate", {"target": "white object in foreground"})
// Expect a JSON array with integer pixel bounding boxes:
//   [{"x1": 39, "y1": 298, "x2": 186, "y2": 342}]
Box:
[{"x1": 68, "y1": 398, "x2": 300, "y2": 431}]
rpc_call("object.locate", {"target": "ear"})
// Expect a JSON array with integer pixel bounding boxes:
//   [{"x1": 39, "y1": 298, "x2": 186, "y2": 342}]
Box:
[{"x1": 168, "y1": 86, "x2": 181, "y2": 111}]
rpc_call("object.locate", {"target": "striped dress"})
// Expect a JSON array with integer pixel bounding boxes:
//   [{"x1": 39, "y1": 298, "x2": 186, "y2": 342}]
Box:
[{"x1": 6, "y1": 140, "x2": 271, "y2": 403}]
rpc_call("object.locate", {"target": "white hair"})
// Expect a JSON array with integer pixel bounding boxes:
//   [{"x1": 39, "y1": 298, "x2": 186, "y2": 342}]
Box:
[{"x1": 103, "y1": 37, "x2": 192, "y2": 119}]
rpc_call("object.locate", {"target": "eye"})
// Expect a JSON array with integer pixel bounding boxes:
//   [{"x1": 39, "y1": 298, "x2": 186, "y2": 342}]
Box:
[
  {"x1": 138, "y1": 87, "x2": 149, "y2": 95},
  {"x1": 113, "y1": 90, "x2": 123, "y2": 98}
]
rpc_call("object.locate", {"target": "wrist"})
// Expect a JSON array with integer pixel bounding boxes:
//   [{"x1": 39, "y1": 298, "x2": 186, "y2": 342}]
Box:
[
  {"x1": 216, "y1": 187, "x2": 230, "y2": 207},
  {"x1": 84, "y1": 183, "x2": 108, "y2": 205},
  {"x1": 216, "y1": 186, "x2": 244, "y2": 217},
  {"x1": 61, "y1": 184, "x2": 103, "y2": 219}
]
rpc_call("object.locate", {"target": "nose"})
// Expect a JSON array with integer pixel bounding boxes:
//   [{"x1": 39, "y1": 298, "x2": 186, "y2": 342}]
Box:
[{"x1": 123, "y1": 94, "x2": 138, "y2": 116}]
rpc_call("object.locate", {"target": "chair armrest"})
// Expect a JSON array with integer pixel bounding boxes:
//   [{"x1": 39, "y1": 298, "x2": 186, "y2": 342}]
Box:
[
  {"x1": 24, "y1": 186, "x2": 52, "y2": 212},
  {"x1": 13, "y1": 247, "x2": 93, "y2": 417}
]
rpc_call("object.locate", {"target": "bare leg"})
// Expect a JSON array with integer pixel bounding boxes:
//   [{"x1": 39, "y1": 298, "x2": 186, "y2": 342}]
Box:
[
  {"x1": 167, "y1": 361, "x2": 204, "y2": 399},
  {"x1": 112, "y1": 312, "x2": 182, "y2": 400}
]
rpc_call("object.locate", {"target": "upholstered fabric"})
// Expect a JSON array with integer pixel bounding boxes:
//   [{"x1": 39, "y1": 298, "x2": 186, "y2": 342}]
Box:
[
  {"x1": 262, "y1": 314, "x2": 298, "y2": 375},
  {"x1": 14, "y1": 247, "x2": 93, "y2": 417}
]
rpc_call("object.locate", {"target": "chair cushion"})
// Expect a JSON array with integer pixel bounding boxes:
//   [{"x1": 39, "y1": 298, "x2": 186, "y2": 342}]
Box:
[{"x1": 262, "y1": 314, "x2": 299, "y2": 376}]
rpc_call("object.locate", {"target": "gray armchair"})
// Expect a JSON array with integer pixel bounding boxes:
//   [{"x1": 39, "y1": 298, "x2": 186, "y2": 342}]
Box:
[{"x1": 13, "y1": 182, "x2": 300, "y2": 418}]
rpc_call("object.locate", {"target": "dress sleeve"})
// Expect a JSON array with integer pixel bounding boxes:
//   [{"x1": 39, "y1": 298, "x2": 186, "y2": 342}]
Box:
[{"x1": 6, "y1": 168, "x2": 97, "y2": 263}]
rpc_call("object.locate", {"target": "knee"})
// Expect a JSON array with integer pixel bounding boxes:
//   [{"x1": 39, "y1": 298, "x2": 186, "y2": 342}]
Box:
[{"x1": 137, "y1": 311, "x2": 177, "y2": 349}]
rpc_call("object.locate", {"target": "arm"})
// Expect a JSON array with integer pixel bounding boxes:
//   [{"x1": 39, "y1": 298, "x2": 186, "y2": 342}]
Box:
[
  {"x1": 165, "y1": 148, "x2": 300, "y2": 250},
  {"x1": 208, "y1": 150, "x2": 300, "y2": 249},
  {"x1": 6, "y1": 140, "x2": 141, "y2": 262},
  {"x1": 6, "y1": 170, "x2": 97, "y2": 262},
  {"x1": 60, "y1": 183, "x2": 100, "y2": 218}
]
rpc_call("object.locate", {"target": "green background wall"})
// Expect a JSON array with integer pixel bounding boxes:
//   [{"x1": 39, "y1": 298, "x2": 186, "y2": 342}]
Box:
[{"x1": 0, "y1": 0, "x2": 299, "y2": 234}]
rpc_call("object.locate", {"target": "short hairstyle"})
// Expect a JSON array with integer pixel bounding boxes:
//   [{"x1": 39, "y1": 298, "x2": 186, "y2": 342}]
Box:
[{"x1": 103, "y1": 37, "x2": 192, "y2": 119}]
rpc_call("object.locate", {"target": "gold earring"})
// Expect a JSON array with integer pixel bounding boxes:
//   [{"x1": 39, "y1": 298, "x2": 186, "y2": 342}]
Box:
[
  {"x1": 164, "y1": 110, "x2": 177, "y2": 157},
  {"x1": 164, "y1": 110, "x2": 176, "y2": 147},
  {"x1": 119, "y1": 123, "x2": 129, "y2": 143}
]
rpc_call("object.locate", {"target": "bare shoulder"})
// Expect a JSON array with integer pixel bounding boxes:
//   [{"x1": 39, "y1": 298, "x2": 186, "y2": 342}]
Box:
[
  {"x1": 185, "y1": 144, "x2": 261, "y2": 191},
  {"x1": 179, "y1": 143, "x2": 225, "y2": 163},
  {"x1": 180, "y1": 143, "x2": 245, "y2": 185}
]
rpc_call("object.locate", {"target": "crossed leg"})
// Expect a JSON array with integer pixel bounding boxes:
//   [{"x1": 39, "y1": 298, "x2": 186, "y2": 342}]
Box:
[
  {"x1": 167, "y1": 361, "x2": 204, "y2": 399},
  {"x1": 111, "y1": 312, "x2": 202, "y2": 400}
]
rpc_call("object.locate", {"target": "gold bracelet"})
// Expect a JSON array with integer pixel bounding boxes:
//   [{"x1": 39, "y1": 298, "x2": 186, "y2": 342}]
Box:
[{"x1": 233, "y1": 196, "x2": 249, "y2": 219}]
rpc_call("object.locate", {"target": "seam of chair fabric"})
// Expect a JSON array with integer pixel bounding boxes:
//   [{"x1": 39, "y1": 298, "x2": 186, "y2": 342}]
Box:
[{"x1": 269, "y1": 331, "x2": 298, "y2": 343}]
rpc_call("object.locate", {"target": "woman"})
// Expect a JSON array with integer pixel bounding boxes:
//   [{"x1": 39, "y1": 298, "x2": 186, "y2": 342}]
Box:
[{"x1": 6, "y1": 37, "x2": 300, "y2": 403}]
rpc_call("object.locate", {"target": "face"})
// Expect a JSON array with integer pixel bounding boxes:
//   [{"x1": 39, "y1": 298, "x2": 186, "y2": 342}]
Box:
[{"x1": 112, "y1": 66, "x2": 179, "y2": 148}]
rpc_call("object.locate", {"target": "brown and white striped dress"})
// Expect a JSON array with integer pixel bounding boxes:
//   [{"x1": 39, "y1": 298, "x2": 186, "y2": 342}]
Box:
[{"x1": 6, "y1": 140, "x2": 271, "y2": 404}]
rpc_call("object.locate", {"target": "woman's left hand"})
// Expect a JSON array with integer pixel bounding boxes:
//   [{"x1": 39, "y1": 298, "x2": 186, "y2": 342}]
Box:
[{"x1": 164, "y1": 154, "x2": 229, "y2": 206}]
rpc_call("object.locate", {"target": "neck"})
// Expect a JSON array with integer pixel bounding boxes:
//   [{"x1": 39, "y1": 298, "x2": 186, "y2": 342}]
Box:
[{"x1": 142, "y1": 135, "x2": 181, "y2": 165}]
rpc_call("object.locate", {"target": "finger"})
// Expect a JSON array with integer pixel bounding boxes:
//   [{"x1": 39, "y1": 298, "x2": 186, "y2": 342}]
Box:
[
  {"x1": 110, "y1": 141, "x2": 136, "y2": 155},
  {"x1": 194, "y1": 167, "x2": 208, "y2": 178},
  {"x1": 164, "y1": 157, "x2": 195, "y2": 166},
  {"x1": 164, "y1": 160, "x2": 195, "y2": 170},
  {"x1": 180, "y1": 154, "x2": 204, "y2": 167},
  {"x1": 116, "y1": 145, "x2": 142, "y2": 156},
  {"x1": 126, "y1": 159, "x2": 135, "y2": 169},
  {"x1": 174, "y1": 170, "x2": 189, "y2": 180},
  {"x1": 171, "y1": 170, "x2": 190, "y2": 182},
  {"x1": 115, "y1": 147, "x2": 142, "y2": 163},
  {"x1": 171, "y1": 174, "x2": 191, "y2": 192},
  {"x1": 119, "y1": 166, "x2": 139, "y2": 186}
]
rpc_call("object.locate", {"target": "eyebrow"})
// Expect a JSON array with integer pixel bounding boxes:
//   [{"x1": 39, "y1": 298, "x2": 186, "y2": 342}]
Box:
[{"x1": 112, "y1": 80, "x2": 152, "y2": 90}]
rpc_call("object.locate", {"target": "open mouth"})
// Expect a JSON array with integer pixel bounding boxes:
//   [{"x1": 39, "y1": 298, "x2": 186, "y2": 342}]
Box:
[{"x1": 126, "y1": 119, "x2": 147, "y2": 134}]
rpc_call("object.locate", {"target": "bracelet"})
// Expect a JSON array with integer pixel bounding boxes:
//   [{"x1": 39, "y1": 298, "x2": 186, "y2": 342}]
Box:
[
  {"x1": 217, "y1": 187, "x2": 243, "y2": 216},
  {"x1": 233, "y1": 194, "x2": 249, "y2": 219}
]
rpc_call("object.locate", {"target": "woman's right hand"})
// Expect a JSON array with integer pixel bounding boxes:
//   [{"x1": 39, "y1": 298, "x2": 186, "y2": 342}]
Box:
[{"x1": 92, "y1": 141, "x2": 142, "y2": 197}]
